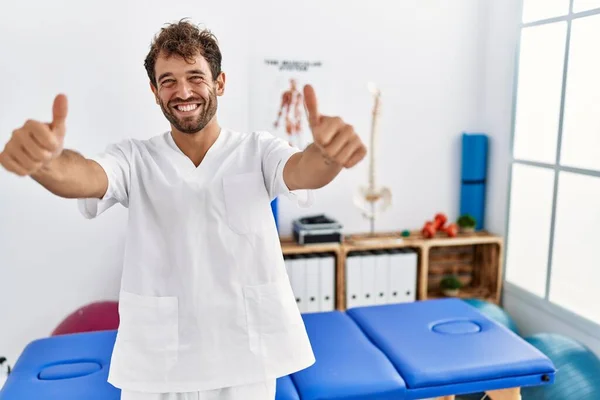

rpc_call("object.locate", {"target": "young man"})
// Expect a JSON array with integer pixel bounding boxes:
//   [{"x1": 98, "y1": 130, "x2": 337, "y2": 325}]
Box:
[{"x1": 0, "y1": 20, "x2": 366, "y2": 400}]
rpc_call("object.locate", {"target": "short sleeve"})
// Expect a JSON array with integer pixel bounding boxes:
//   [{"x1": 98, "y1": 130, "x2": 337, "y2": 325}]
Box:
[
  {"x1": 256, "y1": 131, "x2": 314, "y2": 208},
  {"x1": 77, "y1": 140, "x2": 133, "y2": 219}
]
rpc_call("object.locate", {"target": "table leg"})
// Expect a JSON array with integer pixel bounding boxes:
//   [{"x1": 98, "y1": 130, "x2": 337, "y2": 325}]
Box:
[
  {"x1": 434, "y1": 387, "x2": 520, "y2": 400},
  {"x1": 486, "y1": 387, "x2": 521, "y2": 400}
]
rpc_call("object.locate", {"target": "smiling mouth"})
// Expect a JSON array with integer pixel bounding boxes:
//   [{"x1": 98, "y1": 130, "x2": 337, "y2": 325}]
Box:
[{"x1": 173, "y1": 103, "x2": 202, "y2": 113}]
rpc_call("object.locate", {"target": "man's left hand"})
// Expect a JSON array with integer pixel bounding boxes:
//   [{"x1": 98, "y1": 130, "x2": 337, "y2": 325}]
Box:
[{"x1": 304, "y1": 84, "x2": 367, "y2": 168}]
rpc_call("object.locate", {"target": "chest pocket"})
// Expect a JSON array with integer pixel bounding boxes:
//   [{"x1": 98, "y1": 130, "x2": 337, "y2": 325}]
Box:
[{"x1": 222, "y1": 171, "x2": 273, "y2": 234}]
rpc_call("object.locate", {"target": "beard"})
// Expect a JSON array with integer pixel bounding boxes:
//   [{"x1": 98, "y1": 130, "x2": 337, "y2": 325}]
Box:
[{"x1": 159, "y1": 89, "x2": 217, "y2": 134}]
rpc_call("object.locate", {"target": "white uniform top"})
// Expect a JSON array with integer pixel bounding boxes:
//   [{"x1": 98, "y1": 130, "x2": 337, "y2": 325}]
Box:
[{"x1": 78, "y1": 129, "x2": 316, "y2": 393}]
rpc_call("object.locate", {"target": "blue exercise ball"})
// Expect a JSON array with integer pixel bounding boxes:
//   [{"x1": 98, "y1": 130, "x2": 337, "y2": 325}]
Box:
[
  {"x1": 462, "y1": 298, "x2": 520, "y2": 335},
  {"x1": 521, "y1": 333, "x2": 600, "y2": 400}
]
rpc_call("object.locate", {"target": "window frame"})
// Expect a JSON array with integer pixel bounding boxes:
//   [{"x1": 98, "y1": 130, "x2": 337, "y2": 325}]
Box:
[{"x1": 504, "y1": 0, "x2": 600, "y2": 333}]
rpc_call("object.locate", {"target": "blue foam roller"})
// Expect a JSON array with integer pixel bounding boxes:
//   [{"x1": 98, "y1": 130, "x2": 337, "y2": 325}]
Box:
[
  {"x1": 460, "y1": 182, "x2": 485, "y2": 230},
  {"x1": 461, "y1": 133, "x2": 488, "y2": 182}
]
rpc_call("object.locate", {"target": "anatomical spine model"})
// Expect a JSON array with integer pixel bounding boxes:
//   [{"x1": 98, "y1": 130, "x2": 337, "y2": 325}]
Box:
[
  {"x1": 274, "y1": 78, "x2": 306, "y2": 148},
  {"x1": 354, "y1": 83, "x2": 392, "y2": 234}
]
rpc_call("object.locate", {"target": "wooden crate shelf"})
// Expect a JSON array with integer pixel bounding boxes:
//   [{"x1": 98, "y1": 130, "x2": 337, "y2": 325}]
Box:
[
  {"x1": 427, "y1": 286, "x2": 494, "y2": 301},
  {"x1": 280, "y1": 230, "x2": 503, "y2": 310},
  {"x1": 279, "y1": 237, "x2": 342, "y2": 256}
]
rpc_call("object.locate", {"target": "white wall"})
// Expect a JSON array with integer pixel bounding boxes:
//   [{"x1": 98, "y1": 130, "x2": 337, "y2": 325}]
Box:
[
  {"x1": 250, "y1": 0, "x2": 487, "y2": 236},
  {"x1": 1, "y1": 0, "x2": 489, "y2": 365},
  {"x1": 478, "y1": 0, "x2": 521, "y2": 236}
]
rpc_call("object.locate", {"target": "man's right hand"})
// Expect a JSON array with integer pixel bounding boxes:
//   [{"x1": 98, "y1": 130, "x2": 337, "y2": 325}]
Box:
[{"x1": 0, "y1": 94, "x2": 68, "y2": 176}]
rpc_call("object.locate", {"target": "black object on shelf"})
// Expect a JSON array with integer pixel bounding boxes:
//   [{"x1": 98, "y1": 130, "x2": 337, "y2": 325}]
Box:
[{"x1": 292, "y1": 214, "x2": 343, "y2": 245}]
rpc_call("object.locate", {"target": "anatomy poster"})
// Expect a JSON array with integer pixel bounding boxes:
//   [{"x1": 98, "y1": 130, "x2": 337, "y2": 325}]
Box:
[{"x1": 249, "y1": 58, "x2": 330, "y2": 150}]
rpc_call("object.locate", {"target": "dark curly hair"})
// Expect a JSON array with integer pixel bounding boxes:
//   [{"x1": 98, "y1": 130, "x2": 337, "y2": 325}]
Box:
[{"x1": 144, "y1": 19, "x2": 222, "y2": 87}]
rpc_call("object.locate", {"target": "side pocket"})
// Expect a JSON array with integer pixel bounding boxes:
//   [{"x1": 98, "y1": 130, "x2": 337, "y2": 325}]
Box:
[
  {"x1": 243, "y1": 280, "x2": 304, "y2": 355},
  {"x1": 117, "y1": 290, "x2": 179, "y2": 368}
]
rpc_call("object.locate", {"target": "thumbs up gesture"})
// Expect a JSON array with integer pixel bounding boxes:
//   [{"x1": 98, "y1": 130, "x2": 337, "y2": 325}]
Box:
[
  {"x1": 304, "y1": 85, "x2": 366, "y2": 168},
  {"x1": 0, "y1": 94, "x2": 68, "y2": 176}
]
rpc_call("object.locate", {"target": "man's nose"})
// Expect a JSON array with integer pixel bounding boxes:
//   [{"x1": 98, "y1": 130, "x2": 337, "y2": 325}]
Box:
[{"x1": 176, "y1": 81, "x2": 195, "y2": 99}]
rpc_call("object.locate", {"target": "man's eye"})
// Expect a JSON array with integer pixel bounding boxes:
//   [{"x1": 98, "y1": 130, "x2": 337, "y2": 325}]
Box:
[
  {"x1": 161, "y1": 79, "x2": 175, "y2": 86},
  {"x1": 191, "y1": 76, "x2": 204, "y2": 82}
]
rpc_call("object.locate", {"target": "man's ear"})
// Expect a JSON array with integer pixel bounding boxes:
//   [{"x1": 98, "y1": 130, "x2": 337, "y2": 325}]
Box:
[
  {"x1": 149, "y1": 81, "x2": 159, "y2": 104},
  {"x1": 215, "y1": 72, "x2": 226, "y2": 96}
]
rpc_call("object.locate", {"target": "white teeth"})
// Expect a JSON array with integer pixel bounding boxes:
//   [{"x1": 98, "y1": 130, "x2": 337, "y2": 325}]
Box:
[{"x1": 176, "y1": 104, "x2": 198, "y2": 112}]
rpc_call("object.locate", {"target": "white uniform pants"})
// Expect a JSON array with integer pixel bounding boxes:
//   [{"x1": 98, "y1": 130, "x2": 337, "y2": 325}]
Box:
[{"x1": 120, "y1": 380, "x2": 276, "y2": 400}]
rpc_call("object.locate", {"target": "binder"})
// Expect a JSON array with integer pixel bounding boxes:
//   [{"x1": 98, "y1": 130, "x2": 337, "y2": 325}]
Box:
[
  {"x1": 373, "y1": 250, "x2": 390, "y2": 305},
  {"x1": 388, "y1": 249, "x2": 405, "y2": 304},
  {"x1": 388, "y1": 249, "x2": 418, "y2": 304},
  {"x1": 400, "y1": 249, "x2": 418, "y2": 302},
  {"x1": 288, "y1": 254, "x2": 307, "y2": 312},
  {"x1": 345, "y1": 252, "x2": 362, "y2": 309},
  {"x1": 304, "y1": 254, "x2": 321, "y2": 313},
  {"x1": 318, "y1": 253, "x2": 335, "y2": 312},
  {"x1": 360, "y1": 251, "x2": 377, "y2": 307}
]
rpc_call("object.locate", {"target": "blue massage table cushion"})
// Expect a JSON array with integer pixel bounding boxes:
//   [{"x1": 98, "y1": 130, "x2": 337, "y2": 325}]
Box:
[
  {"x1": 1, "y1": 299, "x2": 556, "y2": 400},
  {"x1": 346, "y1": 299, "x2": 556, "y2": 398},
  {"x1": 293, "y1": 311, "x2": 406, "y2": 399},
  {"x1": 0, "y1": 330, "x2": 120, "y2": 400},
  {"x1": 275, "y1": 375, "x2": 300, "y2": 400}
]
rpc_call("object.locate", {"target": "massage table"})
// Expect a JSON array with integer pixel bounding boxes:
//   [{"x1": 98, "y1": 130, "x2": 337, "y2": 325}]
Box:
[{"x1": 0, "y1": 299, "x2": 556, "y2": 399}]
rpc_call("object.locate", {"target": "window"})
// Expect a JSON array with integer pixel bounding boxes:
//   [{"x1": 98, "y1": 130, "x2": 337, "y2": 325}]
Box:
[
  {"x1": 521, "y1": 0, "x2": 569, "y2": 23},
  {"x1": 506, "y1": 1, "x2": 600, "y2": 326},
  {"x1": 573, "y1": 0, "x2": 600, "y2": 12}
]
